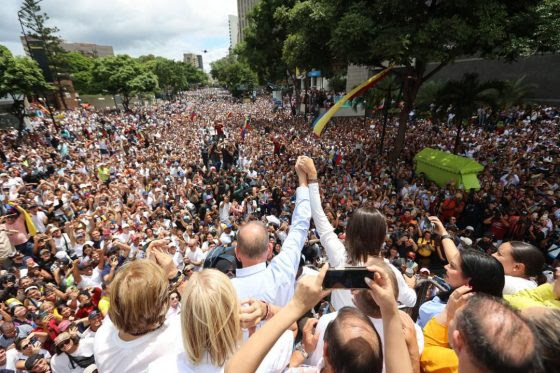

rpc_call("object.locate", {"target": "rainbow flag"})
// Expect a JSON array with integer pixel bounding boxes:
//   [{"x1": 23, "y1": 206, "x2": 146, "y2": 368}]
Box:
[{"x1": 312, "y1": 67, "x2": 392, "y2": 136}]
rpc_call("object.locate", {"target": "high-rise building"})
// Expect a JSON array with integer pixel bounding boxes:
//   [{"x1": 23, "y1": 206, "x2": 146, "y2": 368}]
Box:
[
  {"x1": 228, "y1": 15, "x2": 239, "y2": 53},
  {"x1": 184, "y1": 53, "x2": 203, "y2": 70},
  {"x1": 60, "y1": 42, "x2": 114, "y2": 57},
  {"x1": 237, "y1": 0, "x2": 260, "y2": 42}
]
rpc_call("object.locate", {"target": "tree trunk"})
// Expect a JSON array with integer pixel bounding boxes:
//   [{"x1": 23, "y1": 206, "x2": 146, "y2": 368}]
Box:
[
  {"x1": 379, "y1": 91, "x2": 392, "y2": 155},
  {"x1": 287, "y1": 70, "x2": 300, "y2": 114},
  {"x1": 17, "y1": 111, "x2": 25, "y2": 140},
  {"x1": 389, "y1": 71, "x2": 422, "y2": 162},
  {"x1": 56, "y1": 77, "x2": 69, "y2": 110},
  {"x1": 454, "y1": 114, "x2": 463, "y2": 154},
  {"x1": 122, "y1": 95, "x2": 130, "y2": 112}
]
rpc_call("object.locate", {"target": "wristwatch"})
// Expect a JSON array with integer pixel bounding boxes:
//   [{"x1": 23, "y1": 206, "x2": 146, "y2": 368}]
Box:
[
  {"x1": 295, "y1": 342, "x2": 309, "y2": 359},
  {"x1": 441, "y1": 234, "x2": 453, "y2": 242}
]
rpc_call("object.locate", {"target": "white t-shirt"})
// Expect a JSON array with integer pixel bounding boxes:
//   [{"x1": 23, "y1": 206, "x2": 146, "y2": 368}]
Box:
[
  {"x1": 219, "y1": 231, "x2": 235, "y2": 245},
  {"x1": 50, "y1": 338, "x2": 95, "y2": 373},
  {"x1": 78, "y1": 267, "x2": 103, "y2": 289},
  {"x1": 307, "y1": 311, "x2": 424, "y2": 373},
  {"x1": 31, "y1": 211, "x2": 48, "y2": 233},
  {"x1": 218, "y1": 202, "x2": 231, "y2": 223},
  {"x1": 94, "y1": 316, "x2": 182, "y2": 373},
  {"x1": 185, "y1": 248, "x2": 205, "y2": 271},
  {"x1": 148, "y1": 351, "x2": 223, "y2": 373},
  {"x1": 6, "y1": 347, "x2": 51, "y2": 372},
  {"x1": 502, "y1": 275, "x2": 538, "y2": 295}
]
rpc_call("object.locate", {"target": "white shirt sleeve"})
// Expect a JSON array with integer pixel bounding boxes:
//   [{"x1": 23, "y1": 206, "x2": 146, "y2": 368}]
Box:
[
  {"x1": 268, "y1": 187, "x2": 311, "y2": 285},
  {"x1": 385, "y1": 259, "x2": 417, "y2": 307},
  {"x1": 309, "y1": 183, "x2": 347, "y2": 268}
]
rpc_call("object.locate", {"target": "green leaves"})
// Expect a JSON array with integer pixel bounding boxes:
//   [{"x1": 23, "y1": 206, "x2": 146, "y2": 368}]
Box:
[
  {"x1": 90, "y1": 55, "x2": 158, "y2": 109},
  {"x1": 210, "y1": 56, "x2": 257, "y2": 97},
  {"x1": 0, "y1": 46, "x2": 51, "y2": 98}
]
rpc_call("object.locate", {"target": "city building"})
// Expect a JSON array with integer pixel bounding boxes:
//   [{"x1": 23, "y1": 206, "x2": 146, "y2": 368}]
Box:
[
  {"x1": 184, "y1": 53, "x2": 203, "y2": 70},
  {"x1": 60, "y1": 42, "x2": 114, "y2": 57},
  {"x1": 228, "y1": 15, "x2": 239, "y2": 53},
  {"x1": 237, "y1": 0, "x2": 260, "y2": 42}
]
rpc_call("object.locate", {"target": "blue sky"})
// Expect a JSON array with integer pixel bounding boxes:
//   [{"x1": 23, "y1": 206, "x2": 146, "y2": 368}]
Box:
[{"x1": 0, "y1": 0, "x2": 238, "y2": 71}]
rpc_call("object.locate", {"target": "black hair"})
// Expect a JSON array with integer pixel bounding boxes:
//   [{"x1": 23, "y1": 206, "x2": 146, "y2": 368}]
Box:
[
  {"x1": 508, "y1": 241, "x2": 545, "y2": 278},
  {"x1": 324, "y1": 307, "x2": 383, "y2": 373},
  {"x1": 460, "y1": 249, "x2": 504, "y2": 297}
]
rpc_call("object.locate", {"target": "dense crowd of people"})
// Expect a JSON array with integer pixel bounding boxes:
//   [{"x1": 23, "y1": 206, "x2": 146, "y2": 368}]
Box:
[{"x1": 0, "y1": 88, "x2": 558, "y2": 373}]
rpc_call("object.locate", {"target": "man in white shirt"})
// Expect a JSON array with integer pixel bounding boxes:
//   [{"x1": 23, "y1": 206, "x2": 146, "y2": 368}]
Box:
[
  {"x1": 29, "y1": 205, "x2": 48, "y2": 233},
  {"x1": 219, "y1": 225, "x2": 235, "y2": 245},
  {"x1": 231, "y1": 160, "x2": 311, "y2": 307},
  {"x1": 72, "y1": 257, "x2": 104, "y2": 289},
  {"x1": 184, "y1": 241, "x2": 204, "y2": 272},
  {"x1": 218, "y1": 196, "x2": 231, "y2": 223}
]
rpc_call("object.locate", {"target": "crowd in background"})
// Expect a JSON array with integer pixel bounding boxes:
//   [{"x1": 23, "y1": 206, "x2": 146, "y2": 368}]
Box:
[{"x1": 0, "y1": 89, "x2": 558, "y2": 373}]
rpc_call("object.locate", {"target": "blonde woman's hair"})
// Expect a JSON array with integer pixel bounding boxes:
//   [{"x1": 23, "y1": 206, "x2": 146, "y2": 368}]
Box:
[
  {"x1": 109, "y1": 260, "x2": 169, "y2": 336},
  {"x1": 181, "y1": 269, "x2": 240, "y2": 366}
]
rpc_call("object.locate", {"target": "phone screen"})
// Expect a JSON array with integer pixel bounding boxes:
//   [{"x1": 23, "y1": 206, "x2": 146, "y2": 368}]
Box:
[{"x1": 322, "y1": 267, "x2": 374, "y2": 289}]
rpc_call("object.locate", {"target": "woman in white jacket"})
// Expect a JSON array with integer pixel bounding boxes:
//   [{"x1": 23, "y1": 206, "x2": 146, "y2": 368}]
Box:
[{"x1": 296, "y1": 157, "x2": 417, "y2": 309}]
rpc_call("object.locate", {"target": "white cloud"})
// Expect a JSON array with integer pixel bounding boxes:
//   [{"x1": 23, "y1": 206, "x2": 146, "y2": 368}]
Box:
[{"x1": 0, "y1": 0, "x2": 238, "y2": 71}]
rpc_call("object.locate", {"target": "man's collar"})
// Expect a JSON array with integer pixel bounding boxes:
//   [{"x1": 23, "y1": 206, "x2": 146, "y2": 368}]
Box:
[{"x1": 235, "y1": 262, "x2": 266, "y2": 278}]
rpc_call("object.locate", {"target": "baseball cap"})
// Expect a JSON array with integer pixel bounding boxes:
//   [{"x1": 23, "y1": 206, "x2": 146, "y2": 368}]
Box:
[
  {"x1": 88, "y1": 310, "x2": 101, "y2": 320},
  {"x1": 465, "y1": 226, "x2": 474, "y2": 231},
  {"x1": 419, "y1": 268, "x2": 430, "y2": 274},
  {"x1": 57, "y1": 320, "x2": 71, "y2": 332},
  {"x1": 24, "y1": 354, "x2": 44, "y2": 371},
  {"x1": 54, "y1": 332, "x2": 71, "y2": 346}
]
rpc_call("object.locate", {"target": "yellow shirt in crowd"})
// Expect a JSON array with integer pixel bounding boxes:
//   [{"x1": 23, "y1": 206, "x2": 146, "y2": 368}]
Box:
[{"x1": 504, "y1": 283, "x2": 560, "y2": 310}]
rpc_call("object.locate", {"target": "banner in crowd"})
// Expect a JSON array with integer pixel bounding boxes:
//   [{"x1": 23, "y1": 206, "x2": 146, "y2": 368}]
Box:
[{"x1": 312, "y1": 67, "x2": 393, "y2": 136}]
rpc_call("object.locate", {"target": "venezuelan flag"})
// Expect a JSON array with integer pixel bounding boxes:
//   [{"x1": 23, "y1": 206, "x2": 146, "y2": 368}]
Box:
[
  {"x1": 240, "y1": 115, "x2": 251, "y2": 140},
  {"x1": 312, "y1": 67, "x2": 392, "y2": 136}
]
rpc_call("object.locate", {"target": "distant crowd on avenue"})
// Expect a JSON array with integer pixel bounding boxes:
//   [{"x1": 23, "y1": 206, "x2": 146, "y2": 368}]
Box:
[{"x1": 0, "y1": 89, "x2": 558, "y2": 373}]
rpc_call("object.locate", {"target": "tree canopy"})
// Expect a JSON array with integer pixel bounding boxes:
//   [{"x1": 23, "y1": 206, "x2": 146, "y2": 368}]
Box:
[
  {"x1": 210, "y1": 56, "x2": 257, "y2": 97},
  {"x1": 90, "y1": 55, "x2": 158, "y2": 111},
  {"x1": 240, "y1": 0, "x2": 546, "y2": 159},
  {"x1": 0, "y1": 45, "x2": 52, "y2": 134}
]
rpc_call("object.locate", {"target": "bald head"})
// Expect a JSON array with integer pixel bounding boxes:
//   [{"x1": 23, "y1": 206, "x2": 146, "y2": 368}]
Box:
[
  {"x1": 237, "y1": 221, "x2": 268, "y2": 260},
  {"x1": 324, "y1": 307, "x2": 383, "y2": 373},
  {"x1": 452, "y1": 295, "x2": 542, "y2": 373}
]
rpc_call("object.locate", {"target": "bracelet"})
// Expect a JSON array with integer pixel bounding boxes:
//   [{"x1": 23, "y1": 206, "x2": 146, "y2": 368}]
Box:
[
  {"x1": 441, "y1": 234, "x2": 453, "y2": 242},
  {"x1": 262, "y1": 301, "x2": 270, "y2": 320}
]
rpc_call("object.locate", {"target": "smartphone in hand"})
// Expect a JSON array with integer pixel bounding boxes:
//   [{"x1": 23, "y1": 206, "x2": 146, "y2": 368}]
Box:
[{"x1": 322, "y1": 267, "x2": 374, "y2": 289}]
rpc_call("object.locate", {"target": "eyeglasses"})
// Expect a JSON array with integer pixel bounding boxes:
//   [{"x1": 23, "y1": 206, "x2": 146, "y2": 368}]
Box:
[
  {"x1": 21, "y1": 343, "x2": 32, "y2": 349},
  {"x1": 170, "y1": 296, "x2": 178, "y2": 301}
]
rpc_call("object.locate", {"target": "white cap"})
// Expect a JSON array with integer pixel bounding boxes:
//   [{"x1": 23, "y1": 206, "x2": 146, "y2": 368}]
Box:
[
  {"x1": 460, "y1": 237, "x2": 473, "y2": 246},
  {"x1": 55, "y1": 251, "x2": 68, "y2": 261},
  {"x1": 265, "y1": 215, "x2": 281, "y2": 227}
]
